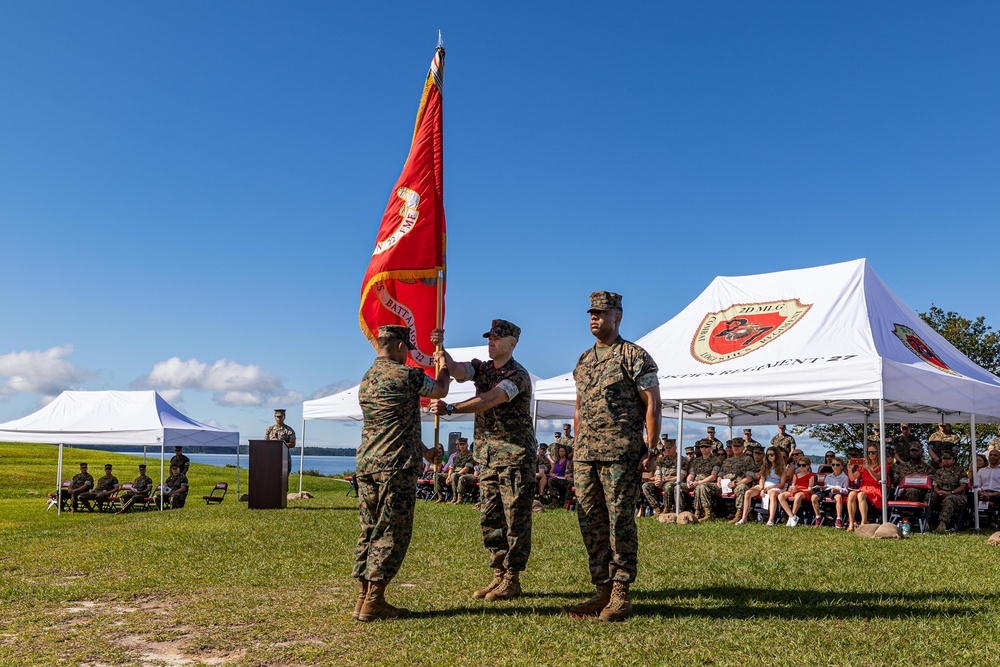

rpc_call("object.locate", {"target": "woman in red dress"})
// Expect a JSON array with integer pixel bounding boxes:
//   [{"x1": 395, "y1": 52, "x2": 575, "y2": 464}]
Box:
[
  {"x1": 777, "y1": 456, "x2": 817, "y2": 526},
  {"x1": 846, "y1": 445, "x2": 888, "y2": 532}
]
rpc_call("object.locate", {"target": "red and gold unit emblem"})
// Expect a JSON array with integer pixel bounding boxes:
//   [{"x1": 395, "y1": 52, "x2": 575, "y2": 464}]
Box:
[
  {"x1": 691, "y1": 299, "x2": 812, "y2": 365},
  {"x1": 892, "y1": 324, "x2": 959, "y2": 376}
]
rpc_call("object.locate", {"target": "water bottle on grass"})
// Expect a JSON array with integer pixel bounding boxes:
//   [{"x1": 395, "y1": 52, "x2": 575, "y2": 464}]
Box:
[{"x1": 901, "y1": 519, "x2": 911, "y2": 537}]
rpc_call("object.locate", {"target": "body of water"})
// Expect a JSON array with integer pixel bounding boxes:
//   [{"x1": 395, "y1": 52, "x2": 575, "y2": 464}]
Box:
[{"x1": 112, "y1": 451, "x2": 357, "y2": 477}]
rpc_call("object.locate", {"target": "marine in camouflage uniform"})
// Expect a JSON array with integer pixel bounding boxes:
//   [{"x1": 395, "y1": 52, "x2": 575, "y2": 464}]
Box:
[
  {"x1": 732, "y1": 446, "x2": 766, "y2": 519},
  {"x1": 717, "y1": 442, "x2": 757, "y2": 516},
  {"x1": 265, "y1": 409, "x2": 296, "y2": 491},
  {"x1": 169, "y1": 447, "x2": 191, "y2": 475},
  {"x1": 117, "y1": 465, "x2": 153, "y2": 512},
  {"x1": 928, "y1": 424, "x2": 961, "y2": 468},
  {"x1": 431, "y1": 320, "x2": 536, "y2": 602},
  {"x1": 687, "y1": 446, "x2": 722, "y2": 519},
  {"x1": 159, "y1": 466, "x2": 189, "y2": 509},
  {"x1": 769, "y1": 426, "x2": 795, "y2": 452},
  {"x1": 448, "y1": 439, "x2": 476, "y2": 503},
  {"x1": 61, "y1": 463, "x2": 95, "y2": 512},
  {"x1": 892, "y1": 441, "x2": 933, "y2": 502},
  {"x1": 570, "y1": 292, "x2": 660, "y2": 622},
  {"x1": 930, "y1": 452, "x2": 968, "y2": 531},
  {"x1": 641, "y1": 441, "x2": 683, "y2": 513},
  {"x1": 696, "y1": 426, "x2": 724, "y2": 451},
  {"x1": 77, "y1": 465, "x2": 120, "y2": 511}
]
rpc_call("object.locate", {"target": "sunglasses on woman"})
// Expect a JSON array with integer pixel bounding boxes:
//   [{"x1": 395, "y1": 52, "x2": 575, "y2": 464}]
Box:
[{"x1": 796, "y1": 463, "x2": 810, "y2": 467}]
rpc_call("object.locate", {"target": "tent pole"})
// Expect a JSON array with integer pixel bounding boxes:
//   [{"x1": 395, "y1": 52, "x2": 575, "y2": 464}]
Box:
[
  {"x1": 299, "y1": 417, "x2": 305, "y2": 496},
  {"x1": 236, "y1": 440, "x2": 242, "y2": 499},
  {"x1": 142, "y1": 445, "x2": 147, "y2": 466},
  {"x1": 878, "y1": 400, "x2": 887, "y2": 524},
  {"x1": 57, "y1": 443, "x2": 64, "y2": 517},
  {"x1": 971, "y1": 414, "x2": 979, "y2": 531},
  {"x1": 727, "y1": 415, "x2": 733, "y2": 445},
  {"x1": 675, "y1": 401, "x2": 685, "y2": 519},
  {"x1": 159, "y1": 443, "x2": 165, "y2": 512}
]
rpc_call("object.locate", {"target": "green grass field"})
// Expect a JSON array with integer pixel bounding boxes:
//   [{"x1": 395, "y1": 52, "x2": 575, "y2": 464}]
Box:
[{"x1": 2, "y1": 442, "x2": 1000, "y2": 666}]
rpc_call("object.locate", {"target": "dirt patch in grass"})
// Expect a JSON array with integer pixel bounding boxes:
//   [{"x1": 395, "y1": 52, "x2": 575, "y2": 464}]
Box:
[{"x1": 117, "y1": 633, "x2": 245, "y2": 666}]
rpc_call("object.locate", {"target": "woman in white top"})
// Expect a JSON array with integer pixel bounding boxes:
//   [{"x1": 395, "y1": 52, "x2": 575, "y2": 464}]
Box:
[{"x1": 735, "y1": 447, "x2": 788, "y2": 525}]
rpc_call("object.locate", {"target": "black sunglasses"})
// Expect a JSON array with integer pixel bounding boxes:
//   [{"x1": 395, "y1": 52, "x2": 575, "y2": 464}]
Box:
[
  {"x1": 832, "y1": 463, "x2": 844, "y2": 467},
  {"x1": 867, "y1": 450, "x2": 878, "y2": 454},
  {"x1": 796, "y1": 463, "x2": 810, "y2": 467}
]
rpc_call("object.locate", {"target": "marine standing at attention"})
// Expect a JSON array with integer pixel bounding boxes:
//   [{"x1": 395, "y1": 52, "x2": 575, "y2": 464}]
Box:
[
  {"x1": 430, "y1": 320, "x2": 537, "y2": 602},
  {"x1": 354, "y1": 325, "x2": 450, "y2": 622},
  {"x1": 569, "y1": 291, "x2": 661, "y2": 622},
  {"x1": 265, "y1": 409, "x2": 296, "y2": 491}
]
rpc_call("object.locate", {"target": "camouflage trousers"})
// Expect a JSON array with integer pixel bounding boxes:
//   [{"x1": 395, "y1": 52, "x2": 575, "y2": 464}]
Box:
[
  {"x1": 898, "y1": 488, "x2": 927, "y2": 503},
  {"x1": 353, "y1": 468, "x2": 418, "y2": 583},
  {"x1": 661, "y1": 481, "x2": 687, "y2": 512},
  {"x1": 574, "y1": 460, "x2": 640, "y2": 584},
  {"x1": 433, "y1": 472, "x2": 449, "y2": 496},
  {"x1": 452, "y1": 473, "x2": 476, "y2": 499},
  {"x1": 733, "y1": 482, "x2": 753, "y2": 511},
  {"x1": 641, "y1": 481, "x2": 664, "y2": 510},
  {"x1": 693, "y1": 483, "x2": 720, "y2": 514},
  {"x1": 930, "y1": 492, "x2": 966, "y2": 527},
  {"x1": 479, "y1": 463, "x2": 533, "y2": 572}
]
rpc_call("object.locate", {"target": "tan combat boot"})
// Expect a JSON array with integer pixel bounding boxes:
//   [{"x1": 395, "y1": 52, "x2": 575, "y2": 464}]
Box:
[
  {"x1": 598, "y1": 581, "x2": 633, "y2": 622},
  {"x1": 567, "y1": 581, "x2": 613, "y2": 617},
  {"x1": 357, "y1": 581, "x2": 410, "y2": 622},
  {"x1": 704, "y1": 508, "x2": 715, "y2": 521},
  {"x1": 472, "y1": 569, "x2": 506, "y2": 599},
  {"x1": 352, "y1": 579, "x2": 369, "y2": 619},
  {"x1": 435, "y1": 492, "x2": 446, "y2": 503},
  {"x1": 485, "y1": 570, "x2": 522, "y2": 601}
]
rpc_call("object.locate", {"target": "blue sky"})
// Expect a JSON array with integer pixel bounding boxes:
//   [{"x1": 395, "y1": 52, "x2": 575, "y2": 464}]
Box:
[{"x1": 1, "y1": 3, "x2": 998, "y2": 454}]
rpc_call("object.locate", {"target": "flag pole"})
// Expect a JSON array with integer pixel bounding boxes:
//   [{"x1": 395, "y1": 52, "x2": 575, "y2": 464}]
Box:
[{"x1": 433, "y1": 268, "x2": 444, "y2": 450}]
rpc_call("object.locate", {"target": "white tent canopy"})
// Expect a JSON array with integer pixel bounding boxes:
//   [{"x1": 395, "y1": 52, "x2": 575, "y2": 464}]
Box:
[
  {"x1": 0, "y1": 390, "x2": 239, "y2": 515},
  {"x1": 0, "y1": 390, "x2": 240, "y2": 447},
  {"x1": 535, "y1": 259, "x2": 1000, "y2": 425},
  {"x1": 303, "y1": 345, "x2": 575, "y2": 422}
]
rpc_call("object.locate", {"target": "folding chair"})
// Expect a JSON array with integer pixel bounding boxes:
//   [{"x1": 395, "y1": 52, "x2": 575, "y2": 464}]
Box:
[
  {"x1": 202, "y1": 482, "x2": 228, "y2": 504},
  {"x1": 887, "y1": 474, "x2": 933, "y2": 533},
  {"x1": 97, "y1": 483, "x2": 131, "y2": 513}
]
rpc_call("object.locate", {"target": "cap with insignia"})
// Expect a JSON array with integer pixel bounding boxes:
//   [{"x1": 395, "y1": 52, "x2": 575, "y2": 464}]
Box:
[
  {"x1": 105, "y1": 464, "x2": 113, "y2": 470},
  {"x1": 457, "y1": 437, "x2": 468, "y2": 444},
  {"x1": 587, "y1": 291, "x2": 623, "y2": 313},
  {"x1": 685, "y1": 446, "x2": 695, "y2": 455},
  {"x1": 482, "y1": 319, "x2": 521, "y2": 340},
  {"x1": 743, "y1": 428, "x2": 752, "y2": 434},
  {"x1": 138, "y1": 464, "x2": 147, "y2": 469},
  {"x1": 377, "y1": 324, "x2": 416, "y2": 349},
  {"x1": 664, "y1": 438, "x2": 676, "y2": 446},
  {"x1": 707, "y1": 426, "x2": 716, "y2": 433},
  {"x1": 274, "y1": 409, "x2": 286, "y2": 415}
]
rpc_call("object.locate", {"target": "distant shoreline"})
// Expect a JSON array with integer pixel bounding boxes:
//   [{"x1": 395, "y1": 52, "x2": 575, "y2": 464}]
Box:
[{"x1": 69, "y1": 444, "x2": 356, "y2": 456}]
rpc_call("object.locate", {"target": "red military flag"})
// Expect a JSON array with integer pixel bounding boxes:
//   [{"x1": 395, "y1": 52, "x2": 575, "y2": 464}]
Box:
[{"x1": 359, "y1": 44, "x2": 446, "y2": 373}]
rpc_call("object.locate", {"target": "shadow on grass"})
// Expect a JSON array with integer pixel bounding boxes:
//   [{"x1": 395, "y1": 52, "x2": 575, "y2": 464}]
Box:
[
  {"x1": 415, "y1": 586, "x2": 996, "y2": 620},
  {"x1": 635, "y1": 585, "x2": 994, "y2": 620},
  {"x1": 286, "y1": 506, "x2": 356, "y2": 512}
]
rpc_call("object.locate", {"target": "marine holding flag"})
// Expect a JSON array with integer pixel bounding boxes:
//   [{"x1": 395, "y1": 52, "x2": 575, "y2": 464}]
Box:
[
  {"x1": 353, "y1": 44, "x2": 450, "y2": 623},
  {"x1": 359, "y1": 44, "x2": 446, "y2": 370}
]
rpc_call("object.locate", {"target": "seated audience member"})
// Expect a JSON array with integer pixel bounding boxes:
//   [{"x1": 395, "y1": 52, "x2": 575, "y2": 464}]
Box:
[
  {"x1": 817, "y1": 450, "x2": 836, "y2": 474},
  {"x1": 425, "y1": 442, "x2": 445, "y2": 474},
  {"x1": 977, "y1": 448, "x2": 1000, "y2": 502},
  {"x1": 735, "y1": 447, "x2": 787, "y2": 525},
  {"x1": 686, "y1": 442, "x2": 722, "y2": 521},
  {"x1": 433, "y1": 453, "x2": 454, "y2": 502},
  {"x1": 846, "y1": 445, "x2": 888, "y2": 532},
  {"x1": 928, "y1": 423, "x2": 961, "y2": 469},
  {"x1": 449, "y1": 438, "x2": 476, "y2": 504},
  {"x1": 812, "y1": 457, "x2": 850, "y2": 528},
  {"x1": 158, "y1": 464, "x2": 189, "y2": 509},
  {"x1": 76, "y1": 464, "x2": 120, "y2": 512},
  {"x1": 549, "y1": 444, "x2": 573, "y2": 506},
  {"x1": 777, "y1": 457, "x2": 816, "y2": 526},
  {"x1": 707, "y1": 439, "x2": 756, "y2": 519},
  {"x1": 730, "y1": 445, "x2": 766, "y2": 522},
  {"x1": 930, "y1": 451, "x2": 968, "y2": 532},
  {"x1": 893, "y1": 444, "x2": 933, "y2": 502},
  {"x1": 62, "y1": 462, "x2": 95, "y2": 512},
  {"x1": 117, "y1": 464, "x2": 153, "y2": 513},
  {"x1": 536, "y1": 442, "x2": 553, "y2": 500},
  {"x1": 642, "y1": 439, "x2": 683, "y2": 514}
]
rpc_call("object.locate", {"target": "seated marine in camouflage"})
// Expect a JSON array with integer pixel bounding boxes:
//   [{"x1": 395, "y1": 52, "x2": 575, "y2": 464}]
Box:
[
  {"x1": 76, "y1": 464, "x2": 119, "y2": 512},
  {"x1": 641, "y1": 439, "x2": 684, "y2": 514},
  {"x1": 686, "y1": 442, "x2": 721, "y2": 521},
  {"x1": 930, "y1": 451, "x2": 968, "y2": 532}
]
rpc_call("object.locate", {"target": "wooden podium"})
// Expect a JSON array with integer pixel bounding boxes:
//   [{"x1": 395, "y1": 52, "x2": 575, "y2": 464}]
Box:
[{"x1": 248, "y1": 440, "x2": 287, "y2": 509}]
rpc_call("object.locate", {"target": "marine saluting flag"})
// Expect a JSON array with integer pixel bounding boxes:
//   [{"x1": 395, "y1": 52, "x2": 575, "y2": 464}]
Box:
[{"x1": 359, "y1": 39, "x2": 446, "y2": 373}]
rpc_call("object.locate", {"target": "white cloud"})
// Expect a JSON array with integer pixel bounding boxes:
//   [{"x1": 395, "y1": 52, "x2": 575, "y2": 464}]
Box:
[
  {"x1": 158, "y1": 389, "x2": 184, "y2": 404},
  {"x1": 0, "y1": 345, "x2": 91, "y2": 403},
  {"x1": 133, "y1": 356, "x2": 301, "y2": 408}
]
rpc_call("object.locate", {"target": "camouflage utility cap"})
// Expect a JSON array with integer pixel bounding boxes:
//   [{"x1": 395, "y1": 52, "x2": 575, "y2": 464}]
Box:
[
  {"x1": 587, "y1": 291, "x2": 622, "y2": 312},
  {"x1": 482, "y1": 319, "x2": 521, "y2": 340},
  {"x1": 377, "y1": 324, "x2": 415, "y2": 349}
]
